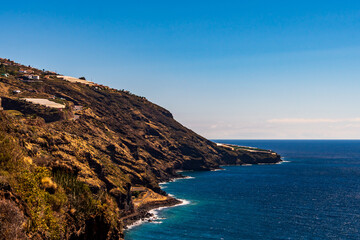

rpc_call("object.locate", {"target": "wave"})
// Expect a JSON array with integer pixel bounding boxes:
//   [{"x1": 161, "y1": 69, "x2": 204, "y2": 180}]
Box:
[
  {"x1": 159, "y1": 176, "x2": 195, "y2": 186},
  {"x1": 126, "y1": 218, "x2": 149, "y2": 230},
  {"x1": 150, "y1": 198, "x2": 191, "y2": 215},
  {"x1": 276, "y1": 157, "x2": 291, "y2": 164},
  {"x1": 211, "y1": 168, "x2": 225, "y2": 171},
  {"x1": 177, "y1": 199, "x2": 191, "y2": 206},
  {"x1": 152, "y1": 221, "x2": 163, "y2": 224},
  {"x1": 182, "y1": 176, "x2": 195, "y2": 180},
  {"x1": 150, "y1": 198, "x2": 191, "y2": 216},
  {"x1": 276, "y1": 161, "x2": 290, "y2": 164},
  {"x1": 126, "y1": 214, "x2": 164, "y2": 230},
  {"x1": 126, "y1": 198, "x2": 191, "y2": 230},
  {"x1": 168, "y1": 176, "x2": 195, "y2": 183}
]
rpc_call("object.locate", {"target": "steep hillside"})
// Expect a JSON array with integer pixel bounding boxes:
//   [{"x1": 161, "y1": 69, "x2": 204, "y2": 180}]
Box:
[{"x1": 0, "y1": 58, "x2": 281, "y2": 239}]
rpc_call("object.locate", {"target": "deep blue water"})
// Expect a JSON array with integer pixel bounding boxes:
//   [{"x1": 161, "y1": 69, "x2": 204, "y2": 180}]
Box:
[{"x1": 125, "y1": 140, "x2": 360, "y2": 240}]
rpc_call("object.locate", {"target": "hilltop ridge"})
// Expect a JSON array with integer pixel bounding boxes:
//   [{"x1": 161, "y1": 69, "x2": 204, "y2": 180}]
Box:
[{"x1": 0, "y1": 58, "x2": 281, "y2": 239}]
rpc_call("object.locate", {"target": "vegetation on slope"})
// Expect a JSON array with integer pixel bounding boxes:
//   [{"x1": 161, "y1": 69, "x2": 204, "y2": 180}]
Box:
[{"x1": 0, "y1": 114, "x2": 121, "y2": 239}]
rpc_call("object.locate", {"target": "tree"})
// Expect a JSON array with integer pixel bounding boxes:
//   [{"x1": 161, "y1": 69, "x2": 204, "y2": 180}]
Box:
[{"x1": 79, "y1": 77, "x2": 86, "y2": 80}]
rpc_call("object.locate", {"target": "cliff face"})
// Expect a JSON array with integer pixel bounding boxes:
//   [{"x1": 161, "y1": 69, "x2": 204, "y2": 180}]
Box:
[{"x1": 0, "y1": 59, "x2": 281, "y2": 239}]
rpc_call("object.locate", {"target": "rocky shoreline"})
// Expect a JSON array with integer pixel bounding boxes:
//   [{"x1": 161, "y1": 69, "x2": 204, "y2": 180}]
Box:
[{"x1": 122, "y1": 196, "x2": 181, "y2": 229}]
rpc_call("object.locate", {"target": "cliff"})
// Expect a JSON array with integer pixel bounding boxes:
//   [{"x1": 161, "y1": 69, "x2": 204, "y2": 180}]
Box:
[{"x1": 0, "y1": 58, "x2": 281, "y2": 239}]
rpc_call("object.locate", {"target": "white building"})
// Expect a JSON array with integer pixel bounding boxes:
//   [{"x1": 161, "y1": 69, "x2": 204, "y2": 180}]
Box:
[
  {"x1": 30, "y1": 75, "x2": 40, "y2": 80},
  {"x1": 26, "y1": 75, "x2": 40, "y2": 80}
]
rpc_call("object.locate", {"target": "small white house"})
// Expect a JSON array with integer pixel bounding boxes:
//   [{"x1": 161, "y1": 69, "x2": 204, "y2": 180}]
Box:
[{"x1": 26, "y1": 75, "x2": 40, "y2": 80}]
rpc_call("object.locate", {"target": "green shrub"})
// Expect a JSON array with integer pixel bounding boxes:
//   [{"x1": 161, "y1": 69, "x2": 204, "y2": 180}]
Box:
[
  {"x1": 0, "y1": 131, "x2": 65, "y2": 239},
  {"x1": 14, "y1": 167, "x2": 65, "y2": 239},
  {"x1": 53, "y1": 170, "x2": 101, "y2": 219},
  {"x1": 0, "y1": 133, "x2": 23, "y2": 172}
]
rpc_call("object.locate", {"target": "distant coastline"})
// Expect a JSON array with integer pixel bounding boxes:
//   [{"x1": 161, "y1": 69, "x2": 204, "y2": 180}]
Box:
[
  {"x1": 123, "y1": 141, "x2": 282, "y2": 235},
  {"x1": 125, "y1": 140, "x2": 360, "y2": 240}
]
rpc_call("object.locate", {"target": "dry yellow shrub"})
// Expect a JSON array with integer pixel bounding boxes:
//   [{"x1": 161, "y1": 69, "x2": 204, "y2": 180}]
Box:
[
  {"x1": 23, "y1": 156, "x2": 33, "y2": 164},
  {"x1": 41, "y1": 177, "x2": 57, "y2": 193}
]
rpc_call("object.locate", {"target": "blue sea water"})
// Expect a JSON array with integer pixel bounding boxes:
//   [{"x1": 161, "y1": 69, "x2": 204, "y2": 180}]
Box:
[{"x1": 125, "y1": 140, "x2": 360, "y2": 240}]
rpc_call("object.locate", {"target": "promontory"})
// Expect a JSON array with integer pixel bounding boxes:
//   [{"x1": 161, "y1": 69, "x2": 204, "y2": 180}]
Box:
[{"x1": 0, "y1": 58, "x2": 281, "y2": 239}]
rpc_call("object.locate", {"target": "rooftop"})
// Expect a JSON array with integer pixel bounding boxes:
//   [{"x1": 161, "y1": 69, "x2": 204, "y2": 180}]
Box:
[
  {"x1": 21, "y1": 98, "x2": 66, "y2": 109},
  {"x1": 57, "y1": 76, "x2": 94, "y2": 86}
]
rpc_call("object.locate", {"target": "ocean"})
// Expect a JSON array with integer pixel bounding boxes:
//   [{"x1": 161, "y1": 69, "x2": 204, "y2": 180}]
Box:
[{"x1": 125, "y1": 140, "x2": 360, "y2": 240}]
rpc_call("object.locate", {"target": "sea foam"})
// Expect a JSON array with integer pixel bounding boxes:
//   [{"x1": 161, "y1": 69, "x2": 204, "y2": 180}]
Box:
[
  {"x1": 168, "y1": 176, "x2": 195, "y2": 183},
  {"x1": 276, "y1": 157, "x2": 291, "y2": 164},
  {"x1": 211, "y1": 168, "x2": 225, "y2": 171},
  {"x1": 126, "y1": 198, "x2": 191, "y2": 230}
]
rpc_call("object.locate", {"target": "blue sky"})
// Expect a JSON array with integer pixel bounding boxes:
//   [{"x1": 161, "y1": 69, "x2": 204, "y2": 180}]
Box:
[{"x1": 1, "y1": 1, "x2": 360, "y2": 139}]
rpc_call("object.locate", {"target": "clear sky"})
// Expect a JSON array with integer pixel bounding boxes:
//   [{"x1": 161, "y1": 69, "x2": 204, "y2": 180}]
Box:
[{"x1": 1, "y1": 1, "x2": 360, "y2": 139}]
